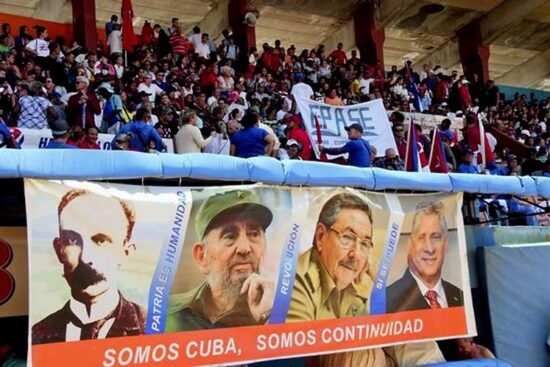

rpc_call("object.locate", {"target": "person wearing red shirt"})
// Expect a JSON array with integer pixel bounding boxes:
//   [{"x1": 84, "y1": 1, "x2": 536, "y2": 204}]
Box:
[
  {"x1": 199, "y1": 63, "x2": 219, "y2": 94},
  {"x1": 260, "y1": 43, "x2": 272, "y2": 71},
  {"x1": 77, "y1": 126, "x2": 101, "y2": 149},
  {"x1": 459, "y1": 78, "x2": 472, "y2": 111},
  {"x1": 66, "y1": 76, "x2": 101, "y2": 129},
  {"x1": 285, "y1": 114, "x2": 312, "y2": 160},
  {"x1": 329, "y1": 43, "x2": 348, "y2": 67},
  {"x1": 434, "y1": 73, "x2": 449, "y2": 104}
]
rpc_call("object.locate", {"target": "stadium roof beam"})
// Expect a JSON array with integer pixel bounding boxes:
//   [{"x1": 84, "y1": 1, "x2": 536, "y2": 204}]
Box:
[
  {"x1": 411, "y1": 0, "x2": 547, "y2": 76},
  {"x1": 495, "y1": 48, "x2": 550, "y2": 88}
]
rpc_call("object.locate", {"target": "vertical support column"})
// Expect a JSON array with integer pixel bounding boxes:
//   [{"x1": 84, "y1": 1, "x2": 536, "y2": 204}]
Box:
[
  {"x1": 228, "y1": 0, "x2": 256, "y2": 70},
  {"x1": 353, "y1": 0, "x2": 385, "y2": 71},
  {"x1": 457, "y1": 18, "x2": 490, "y2": 84},
  {"x1": 71, "y1": 0, "x2": 97, "y2": 52}
]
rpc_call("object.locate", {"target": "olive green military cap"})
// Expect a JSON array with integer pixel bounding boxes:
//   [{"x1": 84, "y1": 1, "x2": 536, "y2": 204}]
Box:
[{"x1": 195, "y1": 190, "x2": 273, "y2": 239}]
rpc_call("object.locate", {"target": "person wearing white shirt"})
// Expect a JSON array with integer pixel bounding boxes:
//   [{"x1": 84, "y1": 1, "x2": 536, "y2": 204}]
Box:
[
  {"x1": 175, "y1": 110, "x2": 216, "y2": 154},
  {"x1": 290, "y1": 74, "x2": 314, "y2": 109},
  {"x1": 107, "y1": 24, "x2": 122, "y2": 55},
  {"x1": 137, "y1": 75, "x2": 164, "y2": 106},
  {"x1": 359, "y1": 71, "x2": 374, "y2": 95},
  {"x1": 194, "y1": 34, "x2": 211, "y2": 59},
  {"x1": 26, "y1": 26, "x2": 50, "y2": 58}
]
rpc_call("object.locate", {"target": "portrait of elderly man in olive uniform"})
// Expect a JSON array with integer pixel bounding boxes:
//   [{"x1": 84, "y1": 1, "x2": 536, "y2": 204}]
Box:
[
  {"x1": 32, "y1": 189, "x2": 145, "y2": 344},
  {"x1": 166, "y1": 190, "x2": 275, "y2": 331},
  {"x1": 286, "y1": 193, "x2": 392, "y2": 366}
]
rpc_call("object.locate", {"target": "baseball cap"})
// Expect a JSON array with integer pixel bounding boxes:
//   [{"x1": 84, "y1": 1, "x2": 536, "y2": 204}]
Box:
[
  {"x1": 286, "y1": 139, "x2": 299, "y2": 147},
  {"x1": 344, "y1": 123, "x2": 364, "y2": 134},
  {"x1": 195, "y1": 190, "x2": 273, "y2": 239},
  {"x1": 506, "y1": 154, "x2": 517, "y2": 162},
  {"x1": 49, "y1": 118, "x2": 69, "y2": 136},
  {"x1": 97, "y1": 82, "x2": 114, "y2": 93},
  {"x1": 520, "y1": 129, "x2": 530, "y2": 136},
  {"x1": 138, "y1": 90, "x2": 152, "y2": 96}
]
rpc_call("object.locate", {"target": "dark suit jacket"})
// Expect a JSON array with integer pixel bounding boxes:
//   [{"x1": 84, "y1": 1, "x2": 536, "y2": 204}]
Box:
[
  {"x1": 32, "y1": 292, "x2": 145, "y2": 344},
  {"x1": 386, "y1": 268, "x2": 463, "y2": 314}
]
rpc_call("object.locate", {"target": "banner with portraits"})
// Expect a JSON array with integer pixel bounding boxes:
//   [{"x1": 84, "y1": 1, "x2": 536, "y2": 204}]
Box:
[
  {"x1": 25, "y1": 179, "x2": 475, "y2": 367},
  {"x1": 295, "y1": 98, "x2": 397, "y2": 158}
]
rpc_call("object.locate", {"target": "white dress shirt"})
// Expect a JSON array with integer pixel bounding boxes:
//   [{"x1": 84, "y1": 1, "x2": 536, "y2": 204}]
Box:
[{"x1": 410, "y1": 270, "x2": 449, "y2": 308}]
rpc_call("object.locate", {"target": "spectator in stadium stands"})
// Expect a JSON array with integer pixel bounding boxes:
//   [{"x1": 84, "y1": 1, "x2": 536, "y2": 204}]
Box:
[
  {"x1": 25, "y1": 26, "x2": 49, "y2": 58},
  {"x1": 66, "y1": 76, "x2": 100, "y2": 129},
  {"x1": 324, "y1": 88, "x2": 344, "y2": 106},
  {"x1": 329, "y1": 42, "x2": 347, "y2": 67},
  {"x1": 320, "y1": 123, "x2": 371, "y2": 168},
  {"x1": 174, "y1": 109, "x2": 216, "y2": 154},
  {"x1": 498, "y1": 154, "x2": 521, "y2": 176},
  {"x1": 97, "y1": 82, "x2": 123, "y2": 134},
  {"x1": 76, "y1": 126, "x2": 100, "y2": 150},
  {"x1": 284, "y1": 114, "x2": 312, "y2": 160},
  {"x1": 195, "y1": 34, "x2": 211, "y2": 60},
  {"x1": 521, "y1": 147, "x2": 544, "y2": 176},
  {"x1": 0, "y1": 118, "x2": 18, "y2": 148},
  {"x1": 290, "y1": 73, "x2": 314, "y2": 105},
  {"x1": 1, "y1": 23, "x2": 15, "y2": 49},
  {"x1": 457, "y1": 150, "x2": 479, "y2": 174},
  {"x1": 113, "y1": 133, "x2": 132, "y2": 151},
  {"x1": 0, "y1": 35, "x2": 11, "y2": 55},
  {"x1": 45, "y1": 118, "x2": 78, "y2": 149},
  {"x1": 105, "y1": 15, "x2": 118, "y2": 38},
  {"x1": 107, "y1": 24, "x2": 122, "y2": 56},
  {"x1": 454, "y1": 338, "x2": 495, "y2": 360},
  {"x1": 112, "y1": 108, "x2": 163, "y2": 153},
  {"x1": 284, "y1": 139, "x2": 302, "y2": 160},
  {"x1": 14, "y1": 25, "x2": 32, "y2": 54},
  {"x1": 374, "y1": 148, "x2": 404, "y2": 171},
  {"x1": 17, "y1": 81, "x2": 57, "y2": 129},
  {"x1": 137, "y1": 74, "x2": 164, "y2": 107},
  {"x1": 393, "y1": 124, "x2": 407, "y2": 159},
  {"x1": 230, "y1": 111, "x2": 275, "y2": 158}
]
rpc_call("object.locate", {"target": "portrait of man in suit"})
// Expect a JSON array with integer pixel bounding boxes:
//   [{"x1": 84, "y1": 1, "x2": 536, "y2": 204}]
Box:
[
  {"x1": 386, "y1": 201, "x2": 463, "y2": 313},
  {"x1": 32, "y1": 189, "x2": 145, "y2": 344}
]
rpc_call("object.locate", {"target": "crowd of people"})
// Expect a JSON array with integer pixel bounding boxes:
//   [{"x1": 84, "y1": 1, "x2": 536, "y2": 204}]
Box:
[{"x1": 0, "y1": 18, "x2": 549, "y2": 178}]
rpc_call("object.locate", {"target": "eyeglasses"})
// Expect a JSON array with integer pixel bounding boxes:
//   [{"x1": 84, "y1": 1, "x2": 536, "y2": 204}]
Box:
[{"x1": 330, "y1": 226, "x2": 372, "y2": 255}]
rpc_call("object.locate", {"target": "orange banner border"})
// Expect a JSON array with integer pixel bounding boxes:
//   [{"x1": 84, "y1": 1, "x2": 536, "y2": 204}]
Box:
[{"x1": 32, "y1": 307, "x2": 467, "y2": 367}]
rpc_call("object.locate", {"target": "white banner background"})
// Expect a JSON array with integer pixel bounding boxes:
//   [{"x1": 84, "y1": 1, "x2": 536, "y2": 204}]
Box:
[{"x1": 296, "y1": 98, "x2": 397, "y2": 158}]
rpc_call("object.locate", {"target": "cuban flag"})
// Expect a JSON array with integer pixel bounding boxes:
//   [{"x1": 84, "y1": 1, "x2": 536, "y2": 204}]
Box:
[
  {"x1": 405, "y1": 117, "x2": 429, "y2": 172},
  {"x1": 429, "y1": 128, "x2": 448, "y2": 173}
]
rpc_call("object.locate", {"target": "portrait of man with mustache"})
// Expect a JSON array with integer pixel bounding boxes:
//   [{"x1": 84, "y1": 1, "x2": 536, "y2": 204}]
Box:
[
  {"x1": 287, "y1": 192, "x2": 375, "y2": 322},
  {"x1": 32, "y1": 189, "x2": 145, "y2": 344},
  {"x1": 286, "y1": 192, "x2": 392, "y2": 366},
  {"x1": 166, "y1": 190, "x2": 275, "y2": 332}
]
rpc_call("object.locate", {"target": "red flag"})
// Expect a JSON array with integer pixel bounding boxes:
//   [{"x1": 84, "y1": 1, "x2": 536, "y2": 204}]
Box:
[
  {"x1": 429, "y1": 128, "x2": 449, "y2": 173},
  {"x1": 404, "y1": 117, "x2": 429, "y2": 172},
  {"x1": 121, "y1": 0, "x2": 137, "y2": 51},
  {"x1": 314, "y1": 115, "x2": 328, "y2": 162}
]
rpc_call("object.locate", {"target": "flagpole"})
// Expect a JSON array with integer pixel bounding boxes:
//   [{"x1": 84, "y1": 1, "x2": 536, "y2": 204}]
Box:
[
  {"x1": 478, "y1": 114, "x2": 486, "y2": 172},
  {"x1": 314, "y1": 114, "x2": 328, "y2": 162},
  {"x1": 404, "y1": 116, "x2": 412, "y2": 170},
  {"x1": 428, "y1": 127, "x2": 436, "y2": 168}
]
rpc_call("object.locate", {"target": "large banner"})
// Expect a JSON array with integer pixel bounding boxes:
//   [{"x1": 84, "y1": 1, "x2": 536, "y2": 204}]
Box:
[
  {"x1": 296, "y1": 98, "x2": 397, "y2": 158},
  {"x1": 0, "y1": 227, "x2": 28, "y2": 317},
  {"x1": 25, "y1": 179, "x2": 475, "y2": 366},
  {"x1": 3, "y1": 128, "x2": 175, "y2": 153}
]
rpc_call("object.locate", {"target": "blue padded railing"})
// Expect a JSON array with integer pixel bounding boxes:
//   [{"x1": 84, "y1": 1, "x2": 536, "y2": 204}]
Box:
[{"x1": 1, "y1": 150, "x2": 549, "y2": 197}]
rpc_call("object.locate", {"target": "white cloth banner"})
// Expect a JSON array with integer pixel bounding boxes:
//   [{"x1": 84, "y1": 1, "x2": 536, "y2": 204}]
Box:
[
  {"x1": 5, "y1": 128, "x2": 174, "y2": 153},
  {"x1": 296, "y1": 98, "x2": 397, "y2": 158}
]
